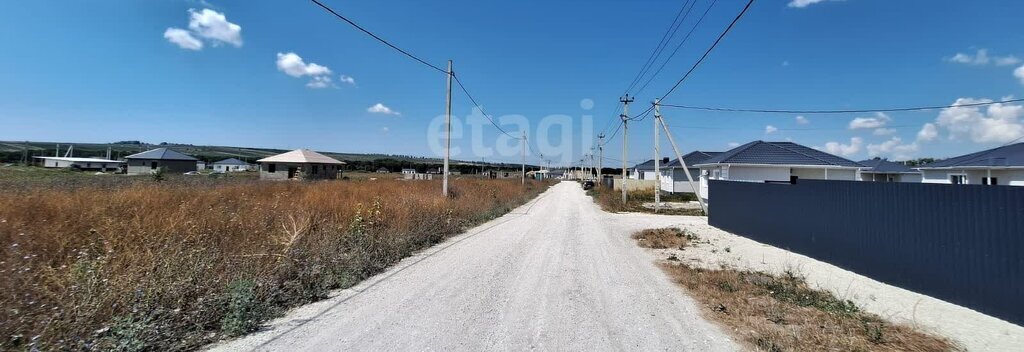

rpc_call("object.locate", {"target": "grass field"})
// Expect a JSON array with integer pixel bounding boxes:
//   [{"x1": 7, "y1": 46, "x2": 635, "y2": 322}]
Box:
[
  {"x1": 586, "y1": 184, "x2": 703, "y2": 216},
  {"x1": 0, "y1": 175, "x2": 551, "y2": 351}
]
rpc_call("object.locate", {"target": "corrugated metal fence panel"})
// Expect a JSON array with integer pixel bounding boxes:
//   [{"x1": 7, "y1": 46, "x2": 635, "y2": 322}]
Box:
[{"x1": 708, "y1": 179, "x2": 1024, "y2": 325}]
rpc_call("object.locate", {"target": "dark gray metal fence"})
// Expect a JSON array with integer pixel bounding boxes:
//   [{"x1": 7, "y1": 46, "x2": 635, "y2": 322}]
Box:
[{"x1": 708, "y1": 179, "x2": 1024, "y2": 325}]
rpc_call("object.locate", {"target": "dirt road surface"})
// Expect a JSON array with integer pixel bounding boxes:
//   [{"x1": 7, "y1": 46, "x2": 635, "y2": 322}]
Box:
[{"x1": 211, "y1": 182, "x2": 737, "y2": 351}]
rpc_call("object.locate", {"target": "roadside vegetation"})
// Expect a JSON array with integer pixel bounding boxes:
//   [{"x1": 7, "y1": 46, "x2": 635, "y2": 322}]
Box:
[
  {"x1": 586, "y1": 184, "x2": 703, "y2": 215},
  {"x1": 633, "y1": 228, "x2": 960, "y2": 352},
  {"x1": 0, "y1": 177, "x2": 550, "y2": 351}
]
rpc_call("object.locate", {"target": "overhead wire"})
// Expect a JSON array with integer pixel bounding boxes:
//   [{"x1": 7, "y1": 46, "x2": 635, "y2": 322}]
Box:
[
  {"x1": 633, "y1": 0, "x2": 719, "y2": 96},
  {"x1": 623, "y1": 0, "x2": 697, "y2": 94}
]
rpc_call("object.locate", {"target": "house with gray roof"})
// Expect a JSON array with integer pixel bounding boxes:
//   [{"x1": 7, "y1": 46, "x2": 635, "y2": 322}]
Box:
[
  {"x1": 693, "y1": 141, "x2": 863, "y2": 200},
  {"x1": 658, "y1": 151, "x2": 721, "y2": 193},
  {"x1": 857, "y1": 158, "x2": 921, "y2": 183},
  {"x1": 212, "y1": 158, "x2": 253, "y2": 173},
  {"x1": 628, "y1": 159, "x2": 661, "y2": 180},
  {"x1": 124, "y1": 148, "x2": 198, "y2": 175},
  {"x1": 916, "y1": 142, "x2": 1024, "y2": 186}
]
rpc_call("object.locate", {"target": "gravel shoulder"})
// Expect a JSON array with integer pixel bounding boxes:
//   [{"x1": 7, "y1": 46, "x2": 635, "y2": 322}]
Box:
[
  {"x1": 209, "y1": 182, "x2": 737, "y2": 351},
  {"x1": 616, "y1": 214, "x2": 1024, "y2": 351}
]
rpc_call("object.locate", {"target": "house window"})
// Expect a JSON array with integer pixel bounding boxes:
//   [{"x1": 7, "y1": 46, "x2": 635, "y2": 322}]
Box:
[
  {"x1": 983, "y1": 177, "x2": 999, "y2": 185},
  {"x1": 950, "y1": 174, "x2": 966, "y2": 184},
  {"x1": 150, "y1": 161, "x2": 158, "y2": 169},
  {"x1": 268, "y1": 164, "x2": 276, "y2": 173}
]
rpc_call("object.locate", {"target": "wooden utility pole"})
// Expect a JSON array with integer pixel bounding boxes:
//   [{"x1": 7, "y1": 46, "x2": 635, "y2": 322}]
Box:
[
  {"x1": 620, "y1": 94, "x2": 634, "y2": 204},
  {"x1": 656, "y1": 103, "x2": 708, "y2": 215},
  {"x1": 653, "y1": 99, "x2": 661, "y2": 212},
  {"x1": 443, "y1": 60, "x2": 453, "y2": 197}
]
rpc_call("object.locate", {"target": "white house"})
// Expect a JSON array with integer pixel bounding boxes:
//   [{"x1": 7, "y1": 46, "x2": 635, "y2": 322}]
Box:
[
  {"x1": 629, "y1": 159, "x2": 665, "y2": 180},
  {"x1": 694, "y1": 141, "x2": 863, "y2": 200},
  {"x1": 916, "y1": 142, "x2": 1024, "y2": 186},
  {"x1": 212, "y1": 158, "x2": 252, "y2": 173},
  {"x1": 658, "y1": 151, "x2": 721, "y2": 194},
  {"x1": 857, "y1": 158, "x2": 921, "y2": 183},
  {"x1": 34, "y1": 156, "x2": 123, "y2": 171}
]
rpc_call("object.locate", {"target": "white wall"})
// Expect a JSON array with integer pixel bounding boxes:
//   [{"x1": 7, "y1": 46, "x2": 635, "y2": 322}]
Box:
[
  {"x1": 922, "y1": 169, "x2": 1024, "y2": 186},
  {"x1": 729, "y1": 166, "x2": 790, "y2": 182}
]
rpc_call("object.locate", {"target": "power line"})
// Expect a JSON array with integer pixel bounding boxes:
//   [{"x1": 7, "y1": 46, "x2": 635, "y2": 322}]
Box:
[
  {"x1": 451, "y1": 74, "x2": 521, "y2": 140},
  {"x1": 657, "y1": 0, "x2": 756, "y2": 102},
  {"x1": 623, "y1": 0, "x2": 697, "y2": 94},
  {"x1": 659, "y1": 98, "x2": 1024, "y2": 114},
  {"x1": 633, "y1": 0, "x2": 719, "y2": 96}
]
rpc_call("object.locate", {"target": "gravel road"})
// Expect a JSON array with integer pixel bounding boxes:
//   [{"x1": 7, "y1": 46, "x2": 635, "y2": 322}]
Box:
[{"x1": 211, "y1": 181, "x2": 737, "y2": 351}]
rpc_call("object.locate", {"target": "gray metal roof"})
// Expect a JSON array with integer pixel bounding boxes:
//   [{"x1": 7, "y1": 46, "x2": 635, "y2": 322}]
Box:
[
  {"x1": 697, "y1": 141, "x2": 862, "y2": 168},
  {"x1": 213, "y1": 158, "x2": 249, "y2": 165},
  {"x1": 124, "y1": 148, "x2": 198, "y2": 161},
  {"x1": 917, "y1": 143, "x2": 1024, "y2": 169},
  {"x1": 664, "y1": 151, "x2": 722, "y2": 168},
  {"x1": 858, "y1": 158, "x2": 919, "y2": 174}
]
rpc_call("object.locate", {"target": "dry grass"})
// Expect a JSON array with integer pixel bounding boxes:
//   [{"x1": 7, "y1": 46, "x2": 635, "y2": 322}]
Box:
[
  {"x1": 586, "y1": 185, "x2": 703, "y2": 216},
  {"x1": 630, "y1": 229, "x2": 959, "y2": 352},
  {"x1": 0, "y1": 178, "x2": 550, "y2": 351},
  {"x1": 631, "y1": 227, "x2": 696, "y2": 249}
]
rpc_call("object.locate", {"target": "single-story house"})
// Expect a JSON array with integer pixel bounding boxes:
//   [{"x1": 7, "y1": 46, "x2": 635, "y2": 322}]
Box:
[
  {"x1": 376, "y1": 167, "x2": 390, "y2": 173},
  {"x1": 401, "y1": 168, "x2": 417, "y2": 175},
  {"x1": 916, "y1": 142, "x2": 1024, "y2": 186},
  {"x1": 857, "y1": 158, "x2": 921, "y2": 183},
  {"x1": 629, "y1": 159, "x2": 666, "y2": 180},
  {"x1": 212, "y1": 158, "x2": 252, "y2": 173},
  {"x1": 659, "y1": 151, "x2": 721, "y2": 194},
  {"x1": 257, "y1": 149, "x2": 345, "y2": 180},
  {"x1": 33, "y1": 156, "x2": 123, "y2": 171},
  {"x1": 695, "y1": 141, "x2": 863, "y2": 200},
  {"x1": 124, "y1": 148, "x2": 198, "y2": 175}
]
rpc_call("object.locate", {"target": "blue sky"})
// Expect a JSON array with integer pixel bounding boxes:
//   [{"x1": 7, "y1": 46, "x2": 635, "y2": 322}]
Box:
[{"x1": 1, "y1": 0, "x2": 1023, "y2": 166}]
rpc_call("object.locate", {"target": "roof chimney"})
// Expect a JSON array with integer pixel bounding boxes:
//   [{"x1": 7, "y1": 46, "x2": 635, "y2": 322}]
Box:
[{"x1": 662, "y1": 157, "x2": 670, "y2": 164}]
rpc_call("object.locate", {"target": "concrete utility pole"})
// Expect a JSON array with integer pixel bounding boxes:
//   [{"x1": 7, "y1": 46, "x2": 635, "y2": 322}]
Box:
[
  {"x1": 654, "y1": 99, "x2": 661, "y2": 212},
  {"x1": 443, "y1": 60, "x2": 453, "y2": 197},
  {"x1": 656, "y1": 103, "x2": 708, "y2": 215},
  {"x1": 597, "y1": 133, "x2": 605, "y2": 186},
  {"x1": 521, "y1": 131, "x2": 526, "y2": 185},
  {"x1": 620, "y1": 94, "x2": 634, "y2": 204}
]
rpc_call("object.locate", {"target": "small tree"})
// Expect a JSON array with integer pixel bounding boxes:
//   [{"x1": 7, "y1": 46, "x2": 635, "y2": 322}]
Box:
[{"x1": 151, "y1": 167, "x2": 166, "y2": 182}]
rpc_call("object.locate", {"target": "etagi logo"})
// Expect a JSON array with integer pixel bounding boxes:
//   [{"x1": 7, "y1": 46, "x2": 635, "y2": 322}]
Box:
[{"x1": 427, "y1": 99, "x2": 596, "y2": 165}]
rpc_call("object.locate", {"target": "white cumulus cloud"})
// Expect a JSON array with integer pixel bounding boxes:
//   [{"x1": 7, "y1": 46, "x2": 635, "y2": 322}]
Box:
[
  {"x1": 917, "y1": 123, "x2": 938, "y2": 142},
  {"x1": 368, "y1": 103, "x2": 400, "y2": 116},
  {"x1": 339, "y1": 75, "x2": 356, "y2": 85},
  {"x1": 947, "y1": 49, "x2": 1020, "y2": 67},
  {"x1": 765, "y1": 125, "x2": 778, "y2": 134},
  {"x1": 1015, "y1": 65, "x2": 1024, "y2": 85},
  {"x1": 795, "y1": 115, "x2": 809, "y2": 125},
  {"x1": 187, "y1": 8, "x2": 242, "y2": 47},
  {"x1": 305, "y1": 76, "x2": 334, "y2": 89},
  {"x1": 788, "y1": 0, "x2": 826, "y2": 8},
  {"x1": 823, "y1": 137, "x2": 863, "y2": 157},
  {"x1": 996, "y1": 56, "x2": 1022, "y2": 67},
  {"x1": 873, "y1": 128, "x2": 896, "y2": 136},
  {"x1": 928, "y1": 97, "x2": 1024, "y2": 144},
  {"x1": 163, "y1": 28, "x2": 202, "y2": 50},
  {"x1": 849, "y1": 112, "x2": 891, "y2": 130},
  {"x1": 867, "y1": 137, "x2": 918, "y2": 160},
  {"x1": 276, "y1": 52, "x2": 331, "y2": 77}
]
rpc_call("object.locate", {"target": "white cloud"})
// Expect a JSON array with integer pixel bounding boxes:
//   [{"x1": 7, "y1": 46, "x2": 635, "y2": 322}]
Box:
[
  {"x1": 794, "y1": 115, "x2": 809, "y2": 125},
  {"x1": 727, "y1": 142, "x2": 740, "y2": 148},
  {"x1": 948, "y1": 49, "x2": 1020, "y2": 67},
  {"x1": 368, "y1": 103, "x2": 400, "y2": 116},
  {"x1": 848, "y1": 112, "x2": 891, "y2": 130},
  {"x1": 163, "y1": 28, "x2": 202, "y2": 50},
  {"x1": 765, "y1": 125, "x2": 778, "y2": 134},
  {"x1": 867, "y1": 137, "x2": 918, "y2": 160},
  {"x1": 927, "y1": 97, "x2": 1024, "y2": 144},
  {"x1": 1015, "y1": 65, "x2": 1024, "y2": 85},
  {"x1": 873, "y1": 128, "x2": 896, "y2": 136},
  {"x1": 276, "y1": 52, "x2": 331, "y2": 77},
  {"x1": 305, "y1": 76, "x2": 334, "y2": 89},
  {"x1": 187, "y1": 8, "x2": 242, "y2": 47},
  {"x1": 996, "y1": 56, "x2": 1022, "y2": 66},
  {"x1": 823, "y1": 137, "x2": 863, "y2": 157},
  {"x1": 380, "y1": 126, "x2": 390, "y2": 133},
  {"x1": 788, "y1": 0, "x2": 826, "y2": 8},
  {"x1": 917, "y1": 123, "x2": 938, "y2": 142},
  {"x1": 339, "y1": 75, "x2": 356, "y2": 85}
]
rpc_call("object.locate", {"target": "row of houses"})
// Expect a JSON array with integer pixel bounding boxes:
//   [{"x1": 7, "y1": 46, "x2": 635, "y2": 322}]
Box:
[
  {"x1": 627, "y1": 140, "x2": 1024, "y2": 199},
  {"x1": 36, "y1": 147, "x2": 347, "y2": 180}
]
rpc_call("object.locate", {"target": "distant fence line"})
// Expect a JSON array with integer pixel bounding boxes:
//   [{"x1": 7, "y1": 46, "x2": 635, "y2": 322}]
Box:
[{"x1": 708, "y1": 179, "x2": 1024, "y2": 325}]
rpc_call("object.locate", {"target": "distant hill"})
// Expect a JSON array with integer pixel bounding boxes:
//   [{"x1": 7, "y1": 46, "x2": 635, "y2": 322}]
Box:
[{"x1": 0, "y1": 140, "x2": 535, "y2": 172}]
